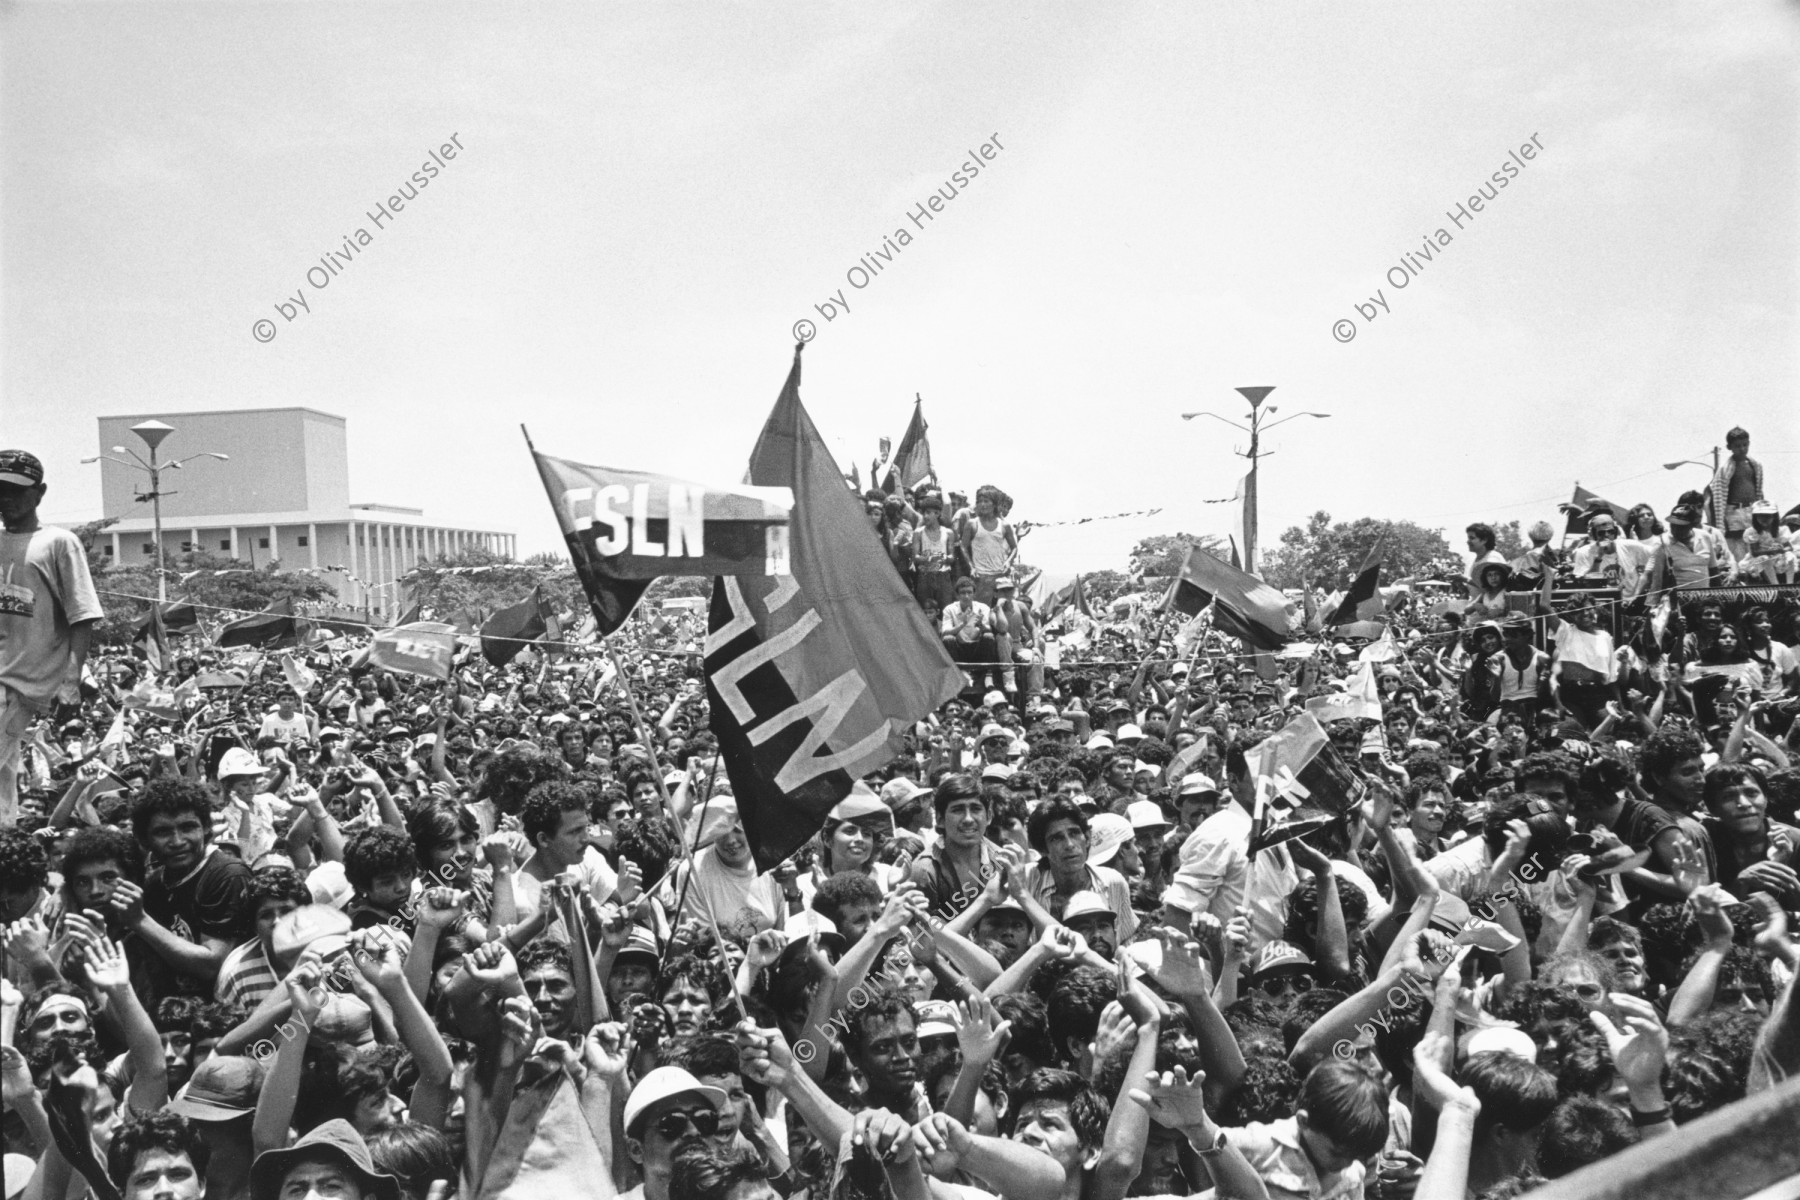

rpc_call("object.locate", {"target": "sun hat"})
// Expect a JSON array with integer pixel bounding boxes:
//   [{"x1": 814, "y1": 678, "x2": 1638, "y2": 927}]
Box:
[
  {"x1": 1085, "y1": 732, "x2": 1115, "y2": 751},
  {"x1": 273, "y1": 904, "x2": 353, "y2": 960},
  {"x1": 880, "y1": 777, "x2": 930, "y2": 808},
  {"x1": 980, "y1": 763, "x2": 1015, "y2": 781},
  {"x1": 1115, "y1": 723, "x2": 1145, "y2": 744},
  {"x1": 168, "y1": 1054, "x2": 266, "y2": 1121},
  {"x1": 1086, "y1": 814, "x2": 1133, "y2": 866},
  {"x1": 216, "y1": 746, "x2": 266, "y2": 780},
  {"x1": 250, "y1": 1119, "x2": 400, "y2": 1200},
  {"x1": 829, "y1": 790, "x2": 892, "y2": 824},
  {"x1": 978, "y1": 723, "x2": 1011, "y2": 745},
  {"x1": 1177, "y1": 773, "x2": 1221, "y2": 797},
  {"x1": 915, "y1": 999, "x2": 958, "y2": 1039},
  {"x1": 1126, "y1": 799, "x2": 1171, "y2": 831},
  {"x1": 304, "y1": 863, "x2": 355, "y2": 911},
  {"x1": 1062, "y1": 891, "x2": 1116, "y2": 924},
  {"x1": 623, "y1": 1067, "x2": 729, "y2": 1136},
  {"x1": 982, "y1": 690, "x2": 1008, "y2": 709},
  {"x1": 692, "y1": 798, "x2": 742, "y2": 849}
]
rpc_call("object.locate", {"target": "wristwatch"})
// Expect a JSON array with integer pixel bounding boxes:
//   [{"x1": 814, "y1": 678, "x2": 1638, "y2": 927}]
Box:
[{"x1": 1192, "y1": 1128, "x2": 1228, "y2": 1158}]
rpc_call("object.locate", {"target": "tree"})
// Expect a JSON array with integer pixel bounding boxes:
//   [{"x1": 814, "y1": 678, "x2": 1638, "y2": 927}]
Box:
[
  {"x1": 90, "y1": 550, "x2": 337, "y2": 646},
  {"x1": 1492, "y1": 520, "x2": 1525, "y2": 561},
  {"x1": 1259, "y1": 512, "x2": 1462, "y2": 591},
  {"x1": 1081, "y1": 570, "x2": 1135, "y2": 607},
  {"x1": 1128, "y1": 533, "x2": 1226, "y2": 580}
]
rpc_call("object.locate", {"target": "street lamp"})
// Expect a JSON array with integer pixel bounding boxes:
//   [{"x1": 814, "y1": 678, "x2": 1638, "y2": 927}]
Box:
[
  {"x1": 1663, "y1": 447, "x2": 1720, "y2": 475},
  {"x1": 82, "y1": 420, "x2": 229, "y2": 602},
  {"x1": 1183, "y1": 387, "x2": 1330, "y2": 575}
]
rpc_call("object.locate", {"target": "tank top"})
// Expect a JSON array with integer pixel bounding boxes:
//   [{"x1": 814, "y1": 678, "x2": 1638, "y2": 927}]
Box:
[{"x1": 970, "y1": 519, "x2": 1009, "y2": 573}]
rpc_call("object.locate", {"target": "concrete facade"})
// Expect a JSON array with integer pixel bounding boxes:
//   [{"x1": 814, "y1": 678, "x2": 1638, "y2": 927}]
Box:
[{"x1": 96, "y1": 408, "x2": 512, "y2": 619}]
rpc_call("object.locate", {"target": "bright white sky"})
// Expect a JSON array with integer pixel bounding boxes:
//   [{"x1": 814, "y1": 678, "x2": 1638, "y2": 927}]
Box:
[{"x1": 6, "y1": 2, "x2": 1797, "y2": 586}]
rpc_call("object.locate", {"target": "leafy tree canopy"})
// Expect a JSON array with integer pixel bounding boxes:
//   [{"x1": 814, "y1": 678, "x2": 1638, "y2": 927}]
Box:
[{"x1": 1259, "y1": 511, "x2": 1462, "y2": 591}]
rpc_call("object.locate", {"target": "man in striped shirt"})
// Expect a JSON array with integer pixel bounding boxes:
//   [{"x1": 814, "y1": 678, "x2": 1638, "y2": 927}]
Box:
[{"x1": 215, "y1": 866, "x2": 311, "y2": 1009}]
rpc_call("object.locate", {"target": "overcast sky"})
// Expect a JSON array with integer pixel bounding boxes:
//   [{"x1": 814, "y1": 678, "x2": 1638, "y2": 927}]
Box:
[{"x1": 6, "y1": 1, "x2": 1797, "y2": 585}]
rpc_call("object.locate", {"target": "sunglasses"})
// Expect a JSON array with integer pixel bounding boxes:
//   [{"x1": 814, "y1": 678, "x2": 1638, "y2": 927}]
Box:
[
  {"x1": 1590, "y1": 526, "x2": 1618, "y2": 538},
  {"x1": 1258, "y1": 974, "x2": 1313, "y2": 997},
  {"x1": 653, "y1": 1108, "x2": 721, "y2": 1140}
]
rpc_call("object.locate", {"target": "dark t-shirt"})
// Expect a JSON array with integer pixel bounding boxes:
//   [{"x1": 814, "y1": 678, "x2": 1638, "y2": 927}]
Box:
[
  {"x1": 1616, "y1": 798, "x2": 1679, "y2": 854},
  {"x1": 145, "y1": 848, "x2": 254, "y2": 946}
]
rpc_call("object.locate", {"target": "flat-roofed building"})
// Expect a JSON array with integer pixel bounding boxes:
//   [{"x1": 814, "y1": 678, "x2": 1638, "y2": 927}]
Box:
[{"x1": 95, "y1": 408, "x2": 512, "y2": 619}]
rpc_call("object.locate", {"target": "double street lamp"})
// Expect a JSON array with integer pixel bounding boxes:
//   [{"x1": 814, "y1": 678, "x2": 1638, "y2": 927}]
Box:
[
  {"x1": 1183, "y1": 387, "x2": 1331, "y2": 575},
  {"x1": 83, "y1": 420, "x2": 229, "y2": 601}
]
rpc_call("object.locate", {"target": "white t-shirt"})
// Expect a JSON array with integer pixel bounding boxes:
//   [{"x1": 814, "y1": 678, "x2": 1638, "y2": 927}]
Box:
[
  {"x1": 0, "y1": 526, "x2": 104, "y2": 707},
  {"x1": 512, "y1": 846, "x2": 620, "y2": 941},
  {"x1": 260, "y1": 710, "x2": 311, "y2": 744}
]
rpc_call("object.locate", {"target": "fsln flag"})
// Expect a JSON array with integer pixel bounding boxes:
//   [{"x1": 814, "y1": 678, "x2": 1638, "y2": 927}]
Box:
[
  {"x1": 1165, "y1": 547, "x2": 1292, "y2": 651},
  {"x1": 481, "y1": 590, "x2": 552, "y2": 667},
  {"x1": 135, "y1": 604, "x2": 170, "y2": 676},
  {"x1": 533, "y1": 454, "x2": 794, "y2": 580},
  {"x1": 1326, "y1": 538, "x2": 1386, "y2": 627},
  {"x1": 1305, "y1": 660, "x2": 1383, "y2": 724},
  {"x1": 216, "y1": 597, "x2": 301, "y2": 649},
  {"x1": 1560, "y1": 485, "x2": 1632, "y2": 535},
  {"x1": 891, "y1": 397, "x2": 935, "y2": 490},
  {"x1": 1249, "y1": 711, "x2": 1367, "y2": 853},
  {"x1": 707, "y1": 346, "x2": 964, "y2": 872},
  {"x1": 372, "y1": 622, "x2": 458, "y2": 681}
]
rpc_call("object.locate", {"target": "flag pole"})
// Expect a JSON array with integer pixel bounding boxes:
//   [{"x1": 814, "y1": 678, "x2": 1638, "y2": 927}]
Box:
[{"x1": 600, "y1": 635, "x2": 749, "y2": 1024}]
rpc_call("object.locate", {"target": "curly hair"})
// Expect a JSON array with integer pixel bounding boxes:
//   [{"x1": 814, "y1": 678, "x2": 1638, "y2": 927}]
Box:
[
  {"x1": 668, "y1": 1146, "x2": 768, "y2": 1200},
  {"x1": 615, "y1": 816, "x2": 676, "y2": 888},
  {"x1": 1007, "y1": 1068, "x2": 1110, "y2": 1151},
  {"x1": 1284, "y1": 876, "x2": 1370, "y2": 948},
  {"x1": 520, "y1": 780, "x2": 591, "y2": 846},
  {"x1": 1638, "y1": 727, "x2": 1706, "y2": 791},
  {"x1": 130, "y1": 779, "x2": 216, "y2": 848},
  {"x1": 811, "y1": 871, "x2": 882, "y2": 931},
  {"x1": 837, "y1": 982, "x2": 917, "y2": 1061},
  {"x1": 1664, "y1": 1032, "x2": 1744, "y2": 1123},
  {"x1": 657, "y1": 952, "x2": 729, "y2": 1006},
  {"x1": 992, "y1": 993, "x2": 1057, "y2": 1073},
  {"x1": 1046, "y1": 967, "x2": 1113, "y2": 1066},
  {"x1": 1216, "y1": 1046, "x2": 1302, "y2": 1126},
  {"x1": 1537, "y1": 1096, "x2": 1637, "y2": 1178},
  {"x1": 479, "y1": 744, "x2": 569, "y2": 816},
  {"x1": 246, "y1": 865, "x2": 311, "y2": 915},
  {"x1": 517, "y1": 938, "x2": 574, "y2": 980},
  {"x1": 342, "y1": 826, "x2": 418, "y2": 893},
  {"x1": 106, "y1": 1110, "x2": 211, "y2": 1193},
  {"x1": 1027, "y1": 799, "x2": 1089, "y2": 857},
  {"x1": 55, "y1": 826, "x2": 142, "y2": 891}
]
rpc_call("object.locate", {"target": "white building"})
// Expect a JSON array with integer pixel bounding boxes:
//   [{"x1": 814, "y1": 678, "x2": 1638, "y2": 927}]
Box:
[{"x1": 96, "y1": 408, "x2": 513, "y2": 619}]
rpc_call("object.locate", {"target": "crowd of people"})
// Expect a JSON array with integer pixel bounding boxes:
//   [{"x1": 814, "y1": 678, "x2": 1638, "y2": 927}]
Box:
[{"x1": 0, "y1": 428, "x2": 1798, "y2": 1200}]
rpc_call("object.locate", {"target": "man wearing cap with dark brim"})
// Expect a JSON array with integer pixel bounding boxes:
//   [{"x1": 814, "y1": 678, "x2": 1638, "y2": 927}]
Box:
[
  {"x1": 250, "y1": 1117, "x2": 401, "y2": 1200},
  {"x1": 167, "y1": 1053, "x2": 266, "y2": 1198},
  {"x1": 1061, "y1": 889, "x2": 1121, "y2": 960},
  {"x1": 619, "y1": 1065, "x2": 731, "y2": 1200},
  {"x1": 606, "y1": 924, "x2": 663, "y2": 1011},
  {"x1": 1647, "y1": 500, "x2": 1735, "y2": 592},
  {"x1": 1246, "y1": 940, "x2": 1316, "y2": 1011},
  {"x1": 0, "y1": 449, "x2": 104, "y2": 825},
  {"x1": 976, "y1": 722, "x2": 1013, "y2": 766}
]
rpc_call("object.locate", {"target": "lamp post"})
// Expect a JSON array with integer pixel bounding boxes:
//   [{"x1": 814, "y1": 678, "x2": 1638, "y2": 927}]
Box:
[
  {"x1": 1183, "y1": 387, "x2": 1331, "y2": 575},
  {"x1": 1662, "y1": 446, "x2": 1720, "y2": 475},
  {"x1": 83, "y1": 420, "x2": 229, "y2": 602}
]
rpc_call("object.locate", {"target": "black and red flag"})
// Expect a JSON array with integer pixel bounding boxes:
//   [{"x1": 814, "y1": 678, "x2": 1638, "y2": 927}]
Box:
[
  {"x1": 1325, "y1": 537, "x2": 1385, "y2": 627},
  {"x1": 215, "y1": 597, "x2": 302, "y2": 649},
  {"x1": 707, "y1": 346, "x2": 964, "y2": 871},
  {"x1": 1164, "y1": 546, "x2": 1293, "y2": 651},
  {"x1": 480, "y1": 588, "x2": 552, "y2": 667}
]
